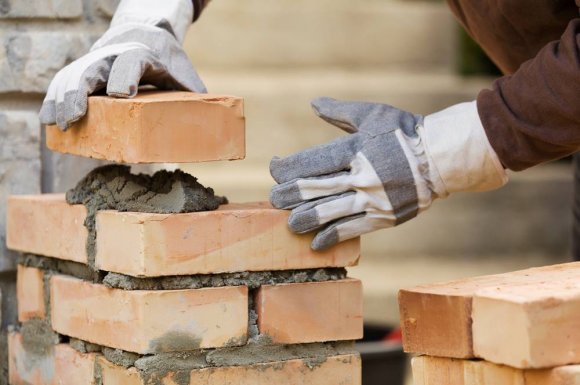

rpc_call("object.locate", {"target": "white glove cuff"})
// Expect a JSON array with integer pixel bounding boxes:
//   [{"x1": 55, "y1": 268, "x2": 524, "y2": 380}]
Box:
[
  {"x1": 110, "y1": 0, "x2": 193, "y2": 43},
  {"x1": 421, "y1": 101, "x2": 508, "y2": 195}
]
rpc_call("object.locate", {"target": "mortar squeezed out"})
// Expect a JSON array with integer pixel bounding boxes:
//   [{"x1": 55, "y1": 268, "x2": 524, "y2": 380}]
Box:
[{"x1": 66, "y1": 164, "x2": 228, "y2": 267}]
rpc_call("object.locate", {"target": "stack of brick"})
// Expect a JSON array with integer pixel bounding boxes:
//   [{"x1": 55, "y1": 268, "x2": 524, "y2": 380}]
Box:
[
  {"x1": 398, "y1": 262, "x2": 580, "y2": 385},
  {"x1": 6, "y1": 92, "x2": 364, "y2": 384}
]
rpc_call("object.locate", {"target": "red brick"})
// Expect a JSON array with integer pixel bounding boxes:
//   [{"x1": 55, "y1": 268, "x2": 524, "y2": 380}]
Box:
[
  {"x1": 256, "y1": 279, "x2": 363, "y2": 344},
  {"x1": 7, "y1": 195, "x2": 88, "y2": 264},
  {"x1": 412, "y1": 356, "x2": 580, "y2": 385},
  {"x1": 46, "y1": 91, "x2": 245, "y2": 164},
  {"x1": 8, "y1": 195, "x2": 360, "y2": 276},
  {"x1": 8, "y1": 332, "x2": 98, "y2": 385},
  {"x1": 98, "y1": 354, "x2": 361, "y2": 385},
  {"x1": 17, "y1": 265, "x2": 46, "y2": 322},
  {"x1": 398, "y1": 262, "x2": 580, "y2": 360},
  {"x1": 50, "y1": 275, "x2": 248, "y2": 354}
]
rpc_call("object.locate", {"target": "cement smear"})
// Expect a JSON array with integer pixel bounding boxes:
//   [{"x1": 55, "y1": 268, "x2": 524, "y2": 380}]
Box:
[
  {"x1": 69, "y1": 338, "x2": 102, "y2": 354},
  {"x1": 133, "y1": 341, "x2": 356, "y2": 385},
  {"x1": 19, "y1": 254, "x2": 101, "y2": 283},
  {"x1": 102, "y1": 268, "x2": 348, "y2": 291},
  {"x1": 65, "y1": 165, "x2": 227, "y2": 267},
  {"x1": 102, "y1": 347, "x2": 140, "y2": 368},
  {"x1": 20, "y1": 319, "x2": 60, "y2": 357}
]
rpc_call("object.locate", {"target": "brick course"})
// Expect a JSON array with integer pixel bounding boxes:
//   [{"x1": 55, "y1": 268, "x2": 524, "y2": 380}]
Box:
[{"x1": 50, "y1": 275, "x2": 249, "y2": 354}]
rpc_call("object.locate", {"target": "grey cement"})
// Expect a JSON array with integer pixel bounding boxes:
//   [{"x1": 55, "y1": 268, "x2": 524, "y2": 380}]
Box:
[
  {"x1": 132, "y1": 341, "x2": 356, "y2": 385},
  {"x1": 102, "y1": 268, "x2": 348, "y2": 291},
  {"x1": 65, "y1": 164, "x2": 227, "y2": 267},
  {"x1": 19, "y1": 254, "x2": 101, "y2": 283},
  {"x1": 20, "y1": 319, "x2": 60, "y2": 357},
  {"x1": 102, "y1": 347, "x2": 140, "y2": 368},
  {"x1": 69, "y1": 338, "x2": 102, "y2": 354}
]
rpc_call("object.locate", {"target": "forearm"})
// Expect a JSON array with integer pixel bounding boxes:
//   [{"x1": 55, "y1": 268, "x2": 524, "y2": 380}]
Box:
[{"x1": 478, "y1": 19, "x2": 580, "y2": 171}]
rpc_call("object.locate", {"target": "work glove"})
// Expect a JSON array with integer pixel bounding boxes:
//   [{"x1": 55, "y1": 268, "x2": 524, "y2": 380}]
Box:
[
  {"x1": 39, "y1": 0, "x2": 205, "y2": 131},
  {"x1": 270, "y1": 97, "x2": 508, "y2": 251}
]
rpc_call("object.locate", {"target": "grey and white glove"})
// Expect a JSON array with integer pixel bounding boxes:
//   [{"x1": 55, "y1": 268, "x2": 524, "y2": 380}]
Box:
[
  {"x1": 270, "y1": 97, "x2": 508, "y2": 251},
  {"x1": 40, "y1": 0, "x2": 206, "y2": 130}
]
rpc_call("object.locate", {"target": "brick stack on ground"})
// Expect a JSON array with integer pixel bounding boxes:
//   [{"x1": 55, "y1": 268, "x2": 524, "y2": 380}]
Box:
[
  {"x1": 398, "y1": 262, "x2": 580, "y2": 385},
  {"x1": 6, "y1": 92, "x2": 363, "y2": 384}
]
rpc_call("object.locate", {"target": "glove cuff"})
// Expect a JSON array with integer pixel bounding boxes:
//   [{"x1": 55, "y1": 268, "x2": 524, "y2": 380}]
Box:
[
  {"x1": 110, "y1": 0, "x2": 193, "y2": 43},
  {"x1": 422, "y1": 101, "x2": 508, "y2": 195}
]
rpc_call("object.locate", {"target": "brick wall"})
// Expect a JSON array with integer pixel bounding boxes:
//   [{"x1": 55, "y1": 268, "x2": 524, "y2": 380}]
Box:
[{"x1": 0, "y1": 1, "x2": 118, "y2": 382}]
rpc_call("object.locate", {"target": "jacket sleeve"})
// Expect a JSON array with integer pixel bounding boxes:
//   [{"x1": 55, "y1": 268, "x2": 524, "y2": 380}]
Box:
[
  {"x1": 192, "y1": 0, "x2": 210, "y2": 22},
  {"x1": 477, "y1": 19, "x2": 580, "y2": 171}
]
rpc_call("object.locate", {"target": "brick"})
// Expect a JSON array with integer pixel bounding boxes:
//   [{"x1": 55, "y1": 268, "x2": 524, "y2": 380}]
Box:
[
  {"x1": 17, "y1": 265, "x2": 45, "y2": 321},
  {"x1": 98, "y1": 354, "x2": 361, "y2": 385},
  {"x1": 256, "y1": 279, "x2": 363, "y2": 344},
  {"x1": 98, "y1": 357, "x2": 142, "y2": 385},
  {"x1": 7, "y1": 195, "x2": 88, "y2": 264},
  {"x1": 50, "y1": 275, "x2": 248, "y2": 354},
  {"x1": 412, "y1": 356, "x2": 580, "y2": 385},
  {"x1": 473, "y1": 280, "x2": 580, "y2": 369},
  {"x1": 7, "y1": 194, "x2": 360, "y2": 276},
  {"x1": 0, "y1": 111, "x2": 41, "y2": 272},
  {"x1": 0, "y1": 0, "x2": 82, "y2": 18},
  {"x1": 8, "y1": 332, "x2": 98, "y2": 385},
  {"x1": 398, "y1": 262, "x2": 580, "y2": 359},
  {"x1": 0, "y1": 32, "x2": 95, "y2": 93},
  {"x1": 46, "y1": 91, "x2": 246, "y2": 164}
]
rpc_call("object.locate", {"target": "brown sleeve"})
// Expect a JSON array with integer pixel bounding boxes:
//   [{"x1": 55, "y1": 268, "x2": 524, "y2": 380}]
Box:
[
  {"x1": 477, "y1": 19, "x2": 580, "y2": 171},
  {"x1": 447, "y1": 0, "x2": 578, "y2": 74},
  {"x1": 192, "y1": 0, "x2": 210, "y2": 22}
]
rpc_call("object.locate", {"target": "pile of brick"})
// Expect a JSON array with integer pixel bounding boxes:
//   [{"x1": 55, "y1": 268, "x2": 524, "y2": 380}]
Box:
[
  {"x1": 6, "y1": 92, "x2": 363, "y2": 384},
  {"x1": 399, "y1": 262, "x2": 580, "y2": 385}
]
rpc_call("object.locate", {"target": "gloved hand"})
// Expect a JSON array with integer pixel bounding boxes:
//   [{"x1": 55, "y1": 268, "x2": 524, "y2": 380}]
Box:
[
  {"x1": 39, "y1": 0, "x2": 205, "y2": 130},
  {"x1": 270, "y1": 97, "x2": 508, "y2": 251}
]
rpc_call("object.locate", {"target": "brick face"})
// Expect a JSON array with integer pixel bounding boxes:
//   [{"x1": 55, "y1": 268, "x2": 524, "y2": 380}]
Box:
[
  {"x1": 256, "y1": 279, "x2": 363, "y2": 344},
  {"x1": 8, "y1": 332, "x2": 99, "y2": 385},
  {"x1": 0, "y1": 0, "x2": 83, "y2": 19},
  {"x1": 16, "y1": 265, "x2": 45, "y2": 322},
  {"x1": 50, "y1": 275, "x2": 249, "y2": 354},
  {"x1": 7, "y1": 194, "x2": 360, "y2": 275},
  {"x1": 98, "y1": 354, "x2": 362, "y2": 385}
]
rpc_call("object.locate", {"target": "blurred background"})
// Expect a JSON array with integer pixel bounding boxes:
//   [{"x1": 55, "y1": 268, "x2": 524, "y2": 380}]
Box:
[{"x1": 0, "y1": 0, "x2": 574, "y2": 384}]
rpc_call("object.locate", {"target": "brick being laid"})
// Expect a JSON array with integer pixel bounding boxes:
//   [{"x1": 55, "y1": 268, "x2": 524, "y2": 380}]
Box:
[
  {"x1": 412, "y1": 355, "x2": 580, "y2": 385},
  {"x1": 256, "y1": 279, "x2": 363, "y2": 344},
  {"x1": 45, "y1": 91, "x2": 246, "y2": 164},
  {"x1": 50, "y1": 275, "x2": 249, "y2": 354},
  {"x1": 7, "y1": 194, "x2": 360, "y2": 276},
  {"x1": 17, "y1": 265, "x2": 46, "y2": 322},
  {"x1": 399, "y1": 262, "x2": 580, "y2": 367},
  {"x1": 8, "y1": 332, "x2": 99, "y2": 385}
]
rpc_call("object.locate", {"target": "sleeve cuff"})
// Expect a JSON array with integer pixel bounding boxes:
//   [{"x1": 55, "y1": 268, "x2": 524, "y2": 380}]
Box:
[{"x1": 421, "y1": 101, "x2": 508, "y2": 194}]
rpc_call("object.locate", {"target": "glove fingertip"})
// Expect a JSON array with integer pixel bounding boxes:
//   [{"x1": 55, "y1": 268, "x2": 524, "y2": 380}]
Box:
[{"x1": 311, "y1": 228, "x2": 339, "y2": 251}]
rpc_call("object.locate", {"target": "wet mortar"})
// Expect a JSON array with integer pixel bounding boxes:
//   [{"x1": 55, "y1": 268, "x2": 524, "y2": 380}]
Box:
[{"x1": 65, "y1": 164, "x2": 227, "y2": 268}]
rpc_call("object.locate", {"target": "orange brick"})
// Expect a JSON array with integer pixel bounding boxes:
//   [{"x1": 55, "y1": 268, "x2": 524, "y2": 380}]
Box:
[
  {"x1": 256, "y1": 279, "x2": 363, "y2": 344},
  {"x1": 46, "y1": 91, "x2": 245, "y2": 164},
  {"x1": 98, "y1": 357, "x2": 142, "y2": 385},
  {"x1": 50, "y1": 275, "x2": 248, "y2": 354},
  {"x1": 8, "y1": 332, "x2": 98, "y2": 385},
  {"x1": 97, "y1": 354, "x2": 361, "y2": 385},
  {"x1": 96, "y1": 202, "x2": 360, "y2": 276},
  {"x1": 398, "y1": 262, "x2": 580, "y2": 359},
  {"x1": 473, "y1": 280, "x2": 580, "y2": 369},
  {"x1": 412, "y1": 356, "x2": 580, "y2": 385},
  {"x1": 17, "y1": 265, "x2": 46, "y2": 322},
  {"x1": 7, "y1": 195, "x2": 88, "y2": 264},
  {"x1": 8, "y1": 194, "x2": 360, "y2": 276}
]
